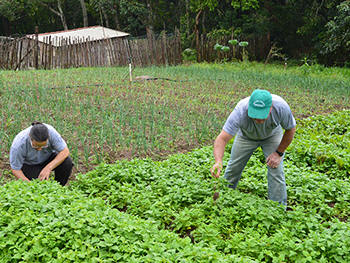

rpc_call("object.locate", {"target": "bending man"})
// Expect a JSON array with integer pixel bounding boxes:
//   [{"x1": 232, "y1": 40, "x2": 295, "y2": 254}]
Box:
[
  {"x1": 211, "y1": 89, "x2": 296, "y2": 206},
  {"x1": 10, "y1": 121, "x2": 73, "y2": 186}
]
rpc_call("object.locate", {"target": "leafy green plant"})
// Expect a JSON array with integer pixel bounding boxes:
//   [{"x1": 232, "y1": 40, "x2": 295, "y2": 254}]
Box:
[
  {"x1": 0, "y1": 180, "x2": 240, "y2": 263},
  {"x1": 221, "y1": 46, "x2": 230, "y2": 52},
  {"x1": 70, "y1": 111, "x2": 350, "y2": 261},
  {"x1": 1, "y1": 110, "x2": 350, "y2": 261},
  {"x1": 228, "y1": 39, "x2": 239, "y2": 45},
  {"x1": 239, "y1": 41, "x2": 249, "y2": 61},
  {"x1": 320, "y1": 1, "x2": 350, "y2": 65},
  {"x1": 228, "y1": 39, "x2": 239, "y2": 59},
  {"x1": 182, "y1": 48, "x2": 197, "y2": 63},
  {"x1": 214, "y1": 43, "x2": 223, "y2": 51}
]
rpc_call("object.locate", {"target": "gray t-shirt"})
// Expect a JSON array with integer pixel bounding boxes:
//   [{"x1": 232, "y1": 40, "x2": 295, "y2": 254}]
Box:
[
  {"x1": 223, "y1": 94, "x2": 296, "y2": 140},
  {"x1": 10, "y1": 124, "x2": 67, "y2": 170}
]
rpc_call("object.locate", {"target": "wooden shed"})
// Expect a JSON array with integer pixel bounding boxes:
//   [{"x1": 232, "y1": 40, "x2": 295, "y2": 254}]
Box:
[{"x1": 24, "y1": 26, "x2": 131, "y2": 69}]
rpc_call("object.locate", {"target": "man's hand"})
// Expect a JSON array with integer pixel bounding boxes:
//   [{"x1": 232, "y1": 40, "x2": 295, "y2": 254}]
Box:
[
  {"x1": 38, "y1": 167, "x2": 52, "y2": 181},
  {"x1": 11, "y1": 169, "x2": 31, "y2": 182},
  {"x1": 212, "y1": 130, "x2": 232, "y2": 178},
  {"x1": 38, "y1": 147, "x2": 70, "y2": 181},
  {"x1": 211, "y1": 162, "x2": 223, "y2": 178},
  {"x1": 266, "y1": 152, "x2": 283, "y2": 169}
]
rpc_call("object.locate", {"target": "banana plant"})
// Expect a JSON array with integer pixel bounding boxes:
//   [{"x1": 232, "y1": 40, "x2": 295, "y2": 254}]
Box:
[
  {"x1": 228, "y1": 39, "x2": 239, "y2": 59},
  {"x1": 239, "y1": 41, "x2": 249, "y2": 61}
]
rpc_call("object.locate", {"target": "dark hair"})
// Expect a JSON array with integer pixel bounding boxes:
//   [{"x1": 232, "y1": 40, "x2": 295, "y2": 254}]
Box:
[{"x1": 29, "y1": 121, "x2": 49, "y2": 142}]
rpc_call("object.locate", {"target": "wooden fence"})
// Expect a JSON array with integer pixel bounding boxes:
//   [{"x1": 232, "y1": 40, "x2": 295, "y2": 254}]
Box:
[
  {"x1": 0, "y1": 29, "x2": 182, "y2": 70},
  {"x1": 130, "y1": 31, "x2": 182, "y2": 66},
  {"x1": 0, "y1": 28, "x2": 273, "y2": 70}
]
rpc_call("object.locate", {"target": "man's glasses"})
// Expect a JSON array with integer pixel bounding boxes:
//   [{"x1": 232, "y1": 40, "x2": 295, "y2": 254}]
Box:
[{"x1": 30, "y1": 140, "x2": 49, "y2": 149}]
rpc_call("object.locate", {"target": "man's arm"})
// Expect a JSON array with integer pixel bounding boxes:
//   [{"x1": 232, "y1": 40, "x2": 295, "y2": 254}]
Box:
[
  {"x1": 211, "y1": 130, "x2": 233, "y2": 178},
  {"x1": 11, "y1": 169, "x2": 31, "y2": 182},
  {"x1": 38, "y1": 147, "x2": 70, "y2": 180},
  {"x1": 266, "y1": 127, "x2": 296, "y2": 168},
  {"x1": 276, "y1": 127, "x2": 296, "y2": 153}
]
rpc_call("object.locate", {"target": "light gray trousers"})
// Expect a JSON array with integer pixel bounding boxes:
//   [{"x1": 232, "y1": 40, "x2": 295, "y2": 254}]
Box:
[{"x1": 224, "y1": 133, "x2": 287, "y2": 206}]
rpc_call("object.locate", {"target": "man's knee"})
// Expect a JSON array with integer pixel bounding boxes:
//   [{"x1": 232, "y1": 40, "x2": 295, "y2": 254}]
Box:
[
  {"x1": 54, "y1": 156, "x2": 73, "y2": 186},
  {"x1": 58, "y1": 156, "x2": 73, "y2": 170}
]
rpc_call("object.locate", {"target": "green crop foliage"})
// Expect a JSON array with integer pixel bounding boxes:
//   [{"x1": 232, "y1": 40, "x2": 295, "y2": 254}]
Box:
[
  {"x1": 1, "y1": 111, "x2": 350, "y2": 261},
  {"x1": 71, "y1": 111, "x2": 350, "y2": 262},
  {"x1": 70, "y1": 110, "x2": 348, "y2": 262},
  {"x1": 0, "y1": 180, "x2": 252, "y2": 262}
]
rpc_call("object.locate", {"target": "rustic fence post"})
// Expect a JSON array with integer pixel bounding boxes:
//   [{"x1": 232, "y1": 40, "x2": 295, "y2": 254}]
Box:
[
  {"x1": 175, "y1": 27, "x2": 182, "y2": 65},
  {"x1": 85, "y1": 37, "x2": 89, "y2": 67},
  {"x1": 163, "y1": 31, "x2": 169, "y2": 65},
  {"x1": 42, "y1": 36, "x2": 47, "y2": 69},
  {"x1": 34, "y1": 26, "x2": 39, "y2": 69},
  {"x1": 17, "y1": 38, "x2": 23, "y2": 70},
  {"x1": 48, "y1": 36, "x2": 52, "y2": 69},
  {"x1": 146, "y1": 27, "x2": 155, "y2": 65},
  {"x1": 159, "y1": 31, "x2": 166, "y2": 65},
  {"x1": 58, "y1": 37, "x2": 62, "y2": 68},
  {"x1": 9, "y1": 39, "x2": 15, "y2": 69}
]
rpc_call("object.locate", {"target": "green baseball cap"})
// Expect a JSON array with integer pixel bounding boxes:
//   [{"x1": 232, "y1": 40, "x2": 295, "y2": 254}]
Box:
[{"x1": 248, "y1": 89, "x2": 272, "y2": 119}]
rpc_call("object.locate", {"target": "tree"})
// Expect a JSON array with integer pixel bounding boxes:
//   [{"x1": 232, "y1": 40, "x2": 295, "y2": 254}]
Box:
[
  {"x1": 0, "y1": 0, "x2": 26, "y2": 21},
  {"x1": 89, "y1": 0, "x2": 135, "y2": 31},
  {"x1": 0, "y1": 0, "x2": 51, "y2": 35},
  {"x1": 118, "y1": 0, "x2": 151, "y2": 35},
  {"x1": 90, "y1": 0, "x2": 112, "y2": 28},
  {"x1": 79, "y1": 0, "x2": 88, "y2": 27},
  {"x1": 34, "y1": 0, "x2": 68, "y2": 30},
  {"x1": 320, "y1": 1, "x2": 350, "y2": 65},
  {"x1": 187, "y1": 0, "x2": 259, "y2": 61},
  {"x1": 286, "y1": 0, "x2": 344, "y2": 58},
  {"x1": 187, "y1": 0, "x2": 218, "y2": 61}
]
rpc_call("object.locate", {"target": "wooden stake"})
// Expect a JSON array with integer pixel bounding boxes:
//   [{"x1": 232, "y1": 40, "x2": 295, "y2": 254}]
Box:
[{"x1": 129, "y1": 62, "x2": 132, "y2": 82}]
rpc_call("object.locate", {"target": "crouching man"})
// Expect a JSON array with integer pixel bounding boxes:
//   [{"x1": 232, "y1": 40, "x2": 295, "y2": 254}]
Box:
[{"x1": 10, "y1": 121, "x2": 73, "y2": 186}]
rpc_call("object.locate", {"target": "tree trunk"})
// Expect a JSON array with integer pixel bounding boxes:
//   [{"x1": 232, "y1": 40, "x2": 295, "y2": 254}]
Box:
[
  {"x1": 146, "y1": 0, "x2": 154, "y2": 32},
  {"x1": 201, "y1": 10, "x2": 206, "y2": 35},
  {"x1": 37, "y1": 0, "x2": 68, "y2": 30},
  {"x1": 185, "y1": 0, "x2": 190, "y2": 38},
  {"x1": 57, "y1": 0, "x2": 68, "y2": 30},
  {"x1": 102, "y1": 8, "x2": 109, "y2": 28},
  {"x1": 195, "y1": 9, "x2": 203, "y2": 62},
  {"x1": 113, "y1": 4, "x2": 121, "y2": 30},
  {"x1": 79, "y1": 0, "x2": 88, "y2": 27}
]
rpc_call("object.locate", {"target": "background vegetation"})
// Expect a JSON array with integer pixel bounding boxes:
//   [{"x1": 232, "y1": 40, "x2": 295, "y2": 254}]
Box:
[{"x1": 0, "y1": 0, "x2": 349, "y2": 66}]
